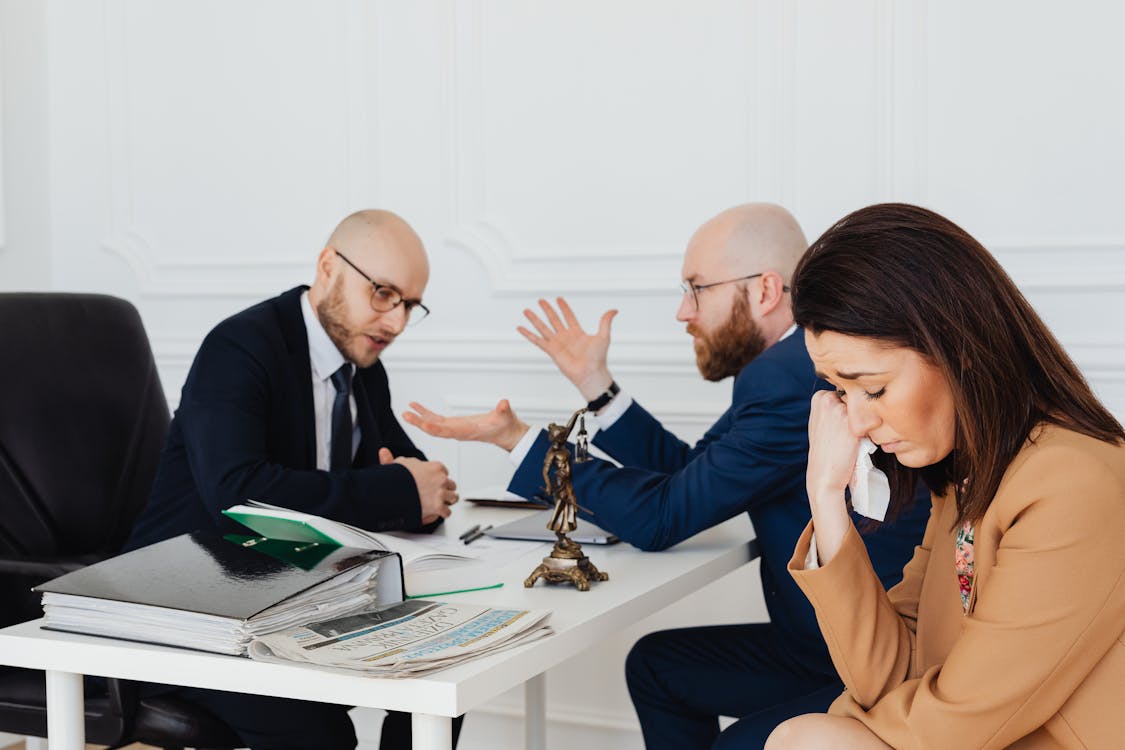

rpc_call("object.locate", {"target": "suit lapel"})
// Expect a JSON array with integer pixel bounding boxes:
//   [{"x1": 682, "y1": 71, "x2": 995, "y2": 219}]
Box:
[{"x1": 275, "y1": 286, "x2": 318, "y2": 468}]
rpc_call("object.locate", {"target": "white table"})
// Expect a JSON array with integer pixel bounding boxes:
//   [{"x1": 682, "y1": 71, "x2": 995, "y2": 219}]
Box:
[{"x1": 0, "y1": 506, "x2": 758, "y2": 750}]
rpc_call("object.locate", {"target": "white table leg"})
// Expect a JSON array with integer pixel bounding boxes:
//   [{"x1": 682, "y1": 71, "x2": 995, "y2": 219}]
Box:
[
  {"x1": 44, "y1": 670, "x2": 84, "y2": 750},
  {"x1": 525, "y1": 672, "x2": 546, "y2": 750},
  {"x1": 411, "y1": 712, "x2": 452, "y2": 750}
]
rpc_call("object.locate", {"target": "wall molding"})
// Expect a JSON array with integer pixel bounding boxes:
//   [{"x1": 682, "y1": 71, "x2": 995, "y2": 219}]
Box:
[
  {"x1": 100, "y1": 0, "x2": 376, "y2": 298},
  {"x1": 874, "y1": 0, "x2": 894, "y2": 200},
  {"x1": 445, "y1": 1, "x2": 764, "y2": 296},
  {"x1": 442, "y1": 394, "x2": 722, "y2": 429},
  {"x1": 383, "y1": 334, "x2": 698, "y2": 377},
  {"x1": 779, "y1": 0, "x2": 798, "y2": 207},
  {"x1": 888, "y1": 0, "x2": 929, "y2": 202},
  {"x1": 444, "y1": 0, "x2": 682, "y2": 295},
  {"x1": 877, "y1": 0, "x2": 930, "y2": 202},
  {"x1": 99, "y1": 227, "x2": 310, "y2": 297},
  {"x1": 990, "y1": 241, "x2": 1125, "y2": 291},
  {"x1": 151, "y1": 331, "x2": 1125, "y2": 421},
  {"x1": 152, "y1": 327, "x2": 1125, "y2": 383},
  {"x1": 1066, "y1": 342, "x2": 1125, "y2": 383},
  {"x1": 748, "y1": 0, "x2": 795, "y2": 205}
]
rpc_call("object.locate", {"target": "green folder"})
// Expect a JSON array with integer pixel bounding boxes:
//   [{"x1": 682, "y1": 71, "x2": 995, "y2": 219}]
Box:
[
  {"x1": 222, "y1": 508, "x2": 348, "y2": 547},
  {"x1": 222, "y1": 504, "x2": 504, "y2": 598},
  {"x1": 222, "y1": 534, "x2": 339, "y2": 571}
]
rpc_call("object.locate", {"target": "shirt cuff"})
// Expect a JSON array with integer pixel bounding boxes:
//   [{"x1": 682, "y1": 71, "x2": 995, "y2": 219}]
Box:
[
  {"x1": 592, "y1": 391, "x2": 633, "y2": 429},
  {"x1": 508, "y1": 425, "x2": 541, "y2": 466}
]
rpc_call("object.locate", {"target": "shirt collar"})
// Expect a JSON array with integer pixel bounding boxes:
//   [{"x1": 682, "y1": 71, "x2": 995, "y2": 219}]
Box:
[
  {"x1": 301, "y1": 291, "x2": 348, "y2": 383},
  {"x1": 779, "y1": 323, "x2": 798, "y2": 341}
]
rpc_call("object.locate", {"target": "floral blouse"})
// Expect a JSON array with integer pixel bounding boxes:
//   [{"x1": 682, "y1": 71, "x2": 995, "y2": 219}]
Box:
[{"x1": 954, "y1": 520, "x2": 975, "y2": 613}]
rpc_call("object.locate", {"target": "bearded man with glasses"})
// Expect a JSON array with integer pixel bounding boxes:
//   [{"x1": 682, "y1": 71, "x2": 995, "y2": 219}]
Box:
[
  {"x1": 405, "y1": 203, "x2": 929, "y2": 749},
  {"x1": 127, "y1": 209, "x2": 463, "y2": 750}
]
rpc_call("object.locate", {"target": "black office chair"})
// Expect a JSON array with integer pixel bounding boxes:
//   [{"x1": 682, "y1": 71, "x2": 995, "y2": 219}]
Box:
[{"x1": 0, "y1": 292, "x2": 243, "y2": 749}]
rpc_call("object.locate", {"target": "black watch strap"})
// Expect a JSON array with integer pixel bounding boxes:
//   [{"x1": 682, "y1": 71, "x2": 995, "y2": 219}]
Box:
[{"x1": 586, "y1": 381, "x2": 620, "y2": 412}]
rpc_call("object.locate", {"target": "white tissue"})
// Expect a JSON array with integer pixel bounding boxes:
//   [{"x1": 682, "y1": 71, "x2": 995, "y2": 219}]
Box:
[{"x1": 849, "y1": 438, "x2": 891, "y2": 522}]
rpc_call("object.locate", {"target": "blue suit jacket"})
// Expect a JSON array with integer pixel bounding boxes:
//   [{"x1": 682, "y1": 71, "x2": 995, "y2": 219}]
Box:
[
  {"x1": 128, "y1": 286, "x2": 428, "y2": 550},
  {"x1": 508, "y1": 330, "x2": 930, "y2": 665}
]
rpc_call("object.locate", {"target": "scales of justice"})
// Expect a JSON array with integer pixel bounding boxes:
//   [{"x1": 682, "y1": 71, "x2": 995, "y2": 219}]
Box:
[{"x1": 524, "y1": 407, "x2": 609, "y2": 592}]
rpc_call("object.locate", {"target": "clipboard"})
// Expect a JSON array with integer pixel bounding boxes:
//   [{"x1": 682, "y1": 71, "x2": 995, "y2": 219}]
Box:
[
  {"x1": 484, "y1": 511, "x2": 620, "y2": 545},
  {"x1": 465, "y1": 497, "x2": 549, "y2": 510}
]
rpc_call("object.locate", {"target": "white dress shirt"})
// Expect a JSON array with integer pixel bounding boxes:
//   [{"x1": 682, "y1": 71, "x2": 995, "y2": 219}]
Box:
[{"x1": 300, "y1": 292, "x2": 360, "y2": 470}]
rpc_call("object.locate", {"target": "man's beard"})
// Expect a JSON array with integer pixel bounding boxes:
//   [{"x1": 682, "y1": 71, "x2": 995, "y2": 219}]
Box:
[
  {"x1": 316, "y1": 277, "x2": 385, "y2": 369},
  {"x1": 689, "y1": 294, "x2": 767, "y2": 381}
]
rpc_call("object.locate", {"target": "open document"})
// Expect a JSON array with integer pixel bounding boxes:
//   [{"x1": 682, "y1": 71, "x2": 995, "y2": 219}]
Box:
[
  {"x1": 248, "y1": 599, "x2": 553, "y2": 677},
  {"x1": 225, "y1": 500, "x2": 543, "y2": 597}
]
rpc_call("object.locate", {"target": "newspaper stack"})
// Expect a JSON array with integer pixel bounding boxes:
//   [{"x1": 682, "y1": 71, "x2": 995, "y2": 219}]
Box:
[{"x1": 248, "y1": 600, "x2": 553, "y2": 677}]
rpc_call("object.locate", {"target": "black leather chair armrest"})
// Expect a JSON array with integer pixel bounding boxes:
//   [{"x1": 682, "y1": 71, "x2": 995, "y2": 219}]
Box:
[{"x1": 0, "y1": 556, "x2": 92, "y2": 580}]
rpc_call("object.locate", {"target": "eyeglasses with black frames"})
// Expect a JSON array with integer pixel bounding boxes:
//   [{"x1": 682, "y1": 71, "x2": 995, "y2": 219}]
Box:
[
  {"x1": 679, "y1": 273, "x2": 790, "y2": 311},
  {"x1": 335, "y1": 251, "x2": 430, "y2": 325}
]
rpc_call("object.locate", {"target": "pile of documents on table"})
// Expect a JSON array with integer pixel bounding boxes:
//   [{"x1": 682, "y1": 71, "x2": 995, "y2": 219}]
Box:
[
  {"x1": 36, "y1": 532, "x2": 400, "y2": 656},
  {"x1": 248, "y1": 599, "x2": 553, "y2": 677}
]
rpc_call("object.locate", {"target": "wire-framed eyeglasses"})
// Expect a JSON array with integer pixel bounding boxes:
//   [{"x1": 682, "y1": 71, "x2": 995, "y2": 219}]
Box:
[
  {"x1": 335, "y1": 251, "x2": 430, "y2": 325},
  {"x1": 680, "y1": 273, "x2": 790, "y2": 311}
]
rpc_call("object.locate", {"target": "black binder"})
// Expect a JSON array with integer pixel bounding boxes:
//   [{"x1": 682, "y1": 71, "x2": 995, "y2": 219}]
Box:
[{"x1": 34, "y1": 531, "x2": 403, "y2": 654}]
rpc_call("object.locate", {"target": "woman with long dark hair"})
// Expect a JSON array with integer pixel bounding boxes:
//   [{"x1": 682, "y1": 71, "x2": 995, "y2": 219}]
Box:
[{"x1": 765, "y1": 204, "x2": 1125, "y2": 749}]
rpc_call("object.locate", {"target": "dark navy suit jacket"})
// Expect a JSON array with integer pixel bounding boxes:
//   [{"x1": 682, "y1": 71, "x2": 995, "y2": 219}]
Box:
[
  {"x1": 508, "y1": 330, "x2": 930, "y2": 666},
  {"x1": 128, "y1": 286, "x2": 428, "y2": 550}
]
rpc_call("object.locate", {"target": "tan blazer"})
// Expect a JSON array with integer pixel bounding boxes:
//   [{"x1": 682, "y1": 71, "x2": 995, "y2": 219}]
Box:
[{"x1": 788, "y1": 425, "x2": 1125, "y2": 749}]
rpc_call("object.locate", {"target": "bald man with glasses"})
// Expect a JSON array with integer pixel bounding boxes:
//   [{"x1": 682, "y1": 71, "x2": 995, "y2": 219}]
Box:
[
  {"x1": 406, "y1": 203, "x2": 929, "y2": 749},
  {"x1": 127, "y1": 209, "x2": 462, "y2": 750}
]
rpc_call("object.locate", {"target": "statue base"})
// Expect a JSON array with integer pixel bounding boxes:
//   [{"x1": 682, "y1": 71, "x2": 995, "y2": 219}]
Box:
[{"x1": 524, "y1": 534, "x2": 609, "y2": 592}]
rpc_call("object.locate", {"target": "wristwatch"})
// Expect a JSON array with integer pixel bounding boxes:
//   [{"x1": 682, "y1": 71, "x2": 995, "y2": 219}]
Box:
[{"x1": 586, "y1": 381, "x2": 620, "y2": 412}]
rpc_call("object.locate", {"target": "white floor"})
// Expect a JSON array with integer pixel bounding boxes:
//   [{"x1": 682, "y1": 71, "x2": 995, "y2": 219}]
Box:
[
  {"x1": 0, "y1": 713, "x2": 645, "y2": 750},
  {"x1": 351, "y1": 707, "x2": 644, "y2": 750}
]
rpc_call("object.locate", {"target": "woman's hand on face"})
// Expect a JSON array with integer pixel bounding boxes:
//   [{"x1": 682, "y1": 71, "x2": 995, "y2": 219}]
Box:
[{"x1": 807, "y1": 390, "x2": 861, "y2": 505}]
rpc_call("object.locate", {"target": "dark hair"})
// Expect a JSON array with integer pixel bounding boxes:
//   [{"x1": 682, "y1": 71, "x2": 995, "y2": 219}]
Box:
[{"x1": 792, "y1": 203, "x2": 1124, "y2": 525}]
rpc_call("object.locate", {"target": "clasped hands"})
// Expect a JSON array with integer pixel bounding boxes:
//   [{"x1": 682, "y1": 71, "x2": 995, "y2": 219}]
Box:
[
  {"x1": 377, "y1": 447, "x2": 458, "y2": 525},
  {"x1": 403, "y1": 297, "x2": 618, "y2": 453}
]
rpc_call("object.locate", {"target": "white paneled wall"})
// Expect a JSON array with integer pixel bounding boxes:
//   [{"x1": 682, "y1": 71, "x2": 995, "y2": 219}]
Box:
[{"x1": 2, "y1": 1, "x2": 1123, "y2": 746}]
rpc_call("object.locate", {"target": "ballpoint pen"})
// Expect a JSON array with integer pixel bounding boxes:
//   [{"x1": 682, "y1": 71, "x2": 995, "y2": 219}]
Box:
[
  {"x1": 457, "y1": 524, "x2": 481, "y2": 541},
  {"x1": 462, "y1": 525, "x2": 492, "y2": 545}
]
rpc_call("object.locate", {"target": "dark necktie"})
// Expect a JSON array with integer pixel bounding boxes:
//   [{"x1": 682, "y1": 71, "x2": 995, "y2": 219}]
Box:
[{"x1": 329, "y1": 364, "x2": 354, "y2": 471}]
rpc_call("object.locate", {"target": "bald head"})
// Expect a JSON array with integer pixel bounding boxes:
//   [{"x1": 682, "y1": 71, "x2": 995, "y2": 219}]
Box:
[
  {"x1": 326, "y1": 210, "x2": 429, "y2": 282},
  {"x1": 677, "y1": 203, "x2": 808, "y2": 352},
  {"x1": 310, "y1": 209, "x2": 430, "y2": 306},
  {"x1": 686, "y1": 203, "x2": 808, "y2": 284},
  {"x1": 307, "y1": 210, "x2": 430, "y2": 364}
]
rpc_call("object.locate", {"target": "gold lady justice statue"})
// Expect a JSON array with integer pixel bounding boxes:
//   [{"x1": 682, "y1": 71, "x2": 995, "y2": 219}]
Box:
[{"x1": 525, "y1": 408, "x2": 609, "y2": 591}]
